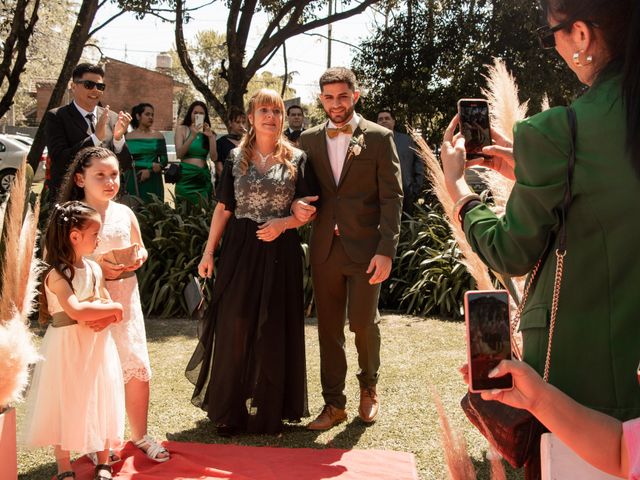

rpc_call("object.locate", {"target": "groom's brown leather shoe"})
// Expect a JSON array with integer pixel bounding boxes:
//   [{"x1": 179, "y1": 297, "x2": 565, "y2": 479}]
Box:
[
  {"x1": 307, "y1": 404, "x2": 347, "y2": 431},
  {"x1": 358, "y1": 386, "x2": 379, "y2": 423}
]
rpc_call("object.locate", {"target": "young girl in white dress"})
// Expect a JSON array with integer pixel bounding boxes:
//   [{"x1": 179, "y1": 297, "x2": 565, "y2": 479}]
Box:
[
  {"x1": 23, "y1": 201, "x2": 124, "y2": 480},
  {"x1": 57, "y1": 146, "x2": 170, "y2": 462}
]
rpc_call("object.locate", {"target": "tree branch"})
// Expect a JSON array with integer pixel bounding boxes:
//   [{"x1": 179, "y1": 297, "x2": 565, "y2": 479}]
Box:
[
  {"x1": 174, "y1": 0, "x2": 226, "y2": 122},
  {"x1": 245, "y1": 0, "x2": 380, "y2": 77},
  {"x1": 302, "y1": 32, "x2": 364, "y2": 52},
  {"x1": 88, "y1": 9, "x2": 127, "y2": 36}
]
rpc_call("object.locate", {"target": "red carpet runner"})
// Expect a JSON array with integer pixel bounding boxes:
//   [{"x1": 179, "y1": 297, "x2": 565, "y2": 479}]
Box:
[{"x1": 67, "y1": 441, "x2": 419, "y2": 479}]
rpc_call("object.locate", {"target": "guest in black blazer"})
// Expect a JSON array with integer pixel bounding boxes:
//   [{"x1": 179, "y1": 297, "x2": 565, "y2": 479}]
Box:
[{"x1": 44, "y1": 63, "x2": 132, "y2": 202}]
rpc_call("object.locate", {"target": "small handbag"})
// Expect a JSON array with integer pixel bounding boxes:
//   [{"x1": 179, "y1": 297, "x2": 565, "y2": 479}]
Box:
[
  {"x1": 164, "y1": 163, "x2": 181, "y2": 184},
  {"x1": 184, "y1": 275, "x2": 205, "y2": 319},
  {"x1": 102, "y1": 244, "x2": 140, "y2": 268},
  {"x1": 460, "y1": 107, "x2": 577, "y2": 468}
]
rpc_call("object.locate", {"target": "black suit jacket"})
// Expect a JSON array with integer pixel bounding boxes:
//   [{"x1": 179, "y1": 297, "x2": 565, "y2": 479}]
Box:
[{"x1": 44, "y1": 102, "x2": 132, "y2": 200}]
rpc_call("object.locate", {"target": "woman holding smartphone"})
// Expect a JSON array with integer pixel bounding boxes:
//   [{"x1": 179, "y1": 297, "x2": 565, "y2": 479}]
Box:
[
  {"x1": 174, "y1": 101, "x2": 217, "y2": 205},
  {"x1": 441, "y1": 0, "x2": 640, "y2": 477}
]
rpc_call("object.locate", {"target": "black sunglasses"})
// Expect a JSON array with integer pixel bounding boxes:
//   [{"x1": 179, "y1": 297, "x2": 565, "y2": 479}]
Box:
[
  {"x1": 74, "y1": 80, "x2": 106, "y2": 91},
  {"x1": 536, "y1": 18, "x2": 597, "y2": 50},
  {"x1": 536, "y1": 19, "x2": 572, "y2": 49}
]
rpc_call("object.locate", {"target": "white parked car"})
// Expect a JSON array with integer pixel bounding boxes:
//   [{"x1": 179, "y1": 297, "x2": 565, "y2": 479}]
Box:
[{"x1": 0, "y1": 133, "x2": 48, "y2": 192}]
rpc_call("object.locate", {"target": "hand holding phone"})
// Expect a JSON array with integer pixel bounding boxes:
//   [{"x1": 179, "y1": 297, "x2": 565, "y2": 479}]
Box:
[
  {"x1": 194, "y1": 113, "x2": 205, "y2": 131},
  {"x1": 465, "y1": 290, "x2": 513, "y2": 392},
  {"x1": 457, "y1": 99, "x2": 492, "y2": 159}
]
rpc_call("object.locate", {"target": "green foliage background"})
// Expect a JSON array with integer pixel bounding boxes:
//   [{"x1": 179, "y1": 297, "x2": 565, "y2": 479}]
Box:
[
  {"x1": 352, "y1": 0, "x2": 583, "y2": 145},
  {"x1": 135, "y1": 194, "x2": 474, "y2": 319}
]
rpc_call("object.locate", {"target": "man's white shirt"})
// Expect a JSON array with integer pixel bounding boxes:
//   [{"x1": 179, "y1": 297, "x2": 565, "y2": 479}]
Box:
[{"x1": 325, "y1": 112, "x2": 359, "y2": 185}]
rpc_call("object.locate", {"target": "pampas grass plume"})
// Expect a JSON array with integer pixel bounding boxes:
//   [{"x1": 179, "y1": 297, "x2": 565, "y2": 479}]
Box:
[
  {"x1": 411, "y1": 132, "x2": 493, "y2": 290},
  {"x1": 433, "y1": 389, "x2": 476, "y2": 480},
  {"x1": 0, "y1": 165, "x2": 42, "y2": 407},
  {"x1": 0, "y1": 315, "x2": 40, "y2": 406}
]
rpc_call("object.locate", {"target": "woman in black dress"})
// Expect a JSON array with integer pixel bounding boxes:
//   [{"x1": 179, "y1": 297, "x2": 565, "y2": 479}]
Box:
[{"x1": 186, "y1": 89, "x2": 315, "y2": 435}]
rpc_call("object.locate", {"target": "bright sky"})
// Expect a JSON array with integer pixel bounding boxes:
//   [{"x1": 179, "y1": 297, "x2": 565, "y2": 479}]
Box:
[{"x1": 93, "y1": 2, "x2": 378, "y2": 103}]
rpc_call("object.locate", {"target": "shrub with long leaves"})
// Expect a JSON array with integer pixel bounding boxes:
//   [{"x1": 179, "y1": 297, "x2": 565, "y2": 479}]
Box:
[{"x1": 381, "y1": 200, "x2": 476, "y2": 318}]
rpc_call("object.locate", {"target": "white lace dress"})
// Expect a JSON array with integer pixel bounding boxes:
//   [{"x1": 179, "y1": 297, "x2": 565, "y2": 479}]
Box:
[{"x1": 94, "y1": 201, "x2": 152, "y2": 383}]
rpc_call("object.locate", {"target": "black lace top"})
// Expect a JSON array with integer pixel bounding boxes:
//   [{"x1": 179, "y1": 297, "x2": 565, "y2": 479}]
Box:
[{"x1": 216, "y1": 147, "x2": 316, "y2": 223}]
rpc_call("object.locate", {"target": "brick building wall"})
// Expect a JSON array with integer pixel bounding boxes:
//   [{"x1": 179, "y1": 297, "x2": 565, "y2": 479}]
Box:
[{"x1": 36, "y1": 57, "x2": 179, "y2": 131}]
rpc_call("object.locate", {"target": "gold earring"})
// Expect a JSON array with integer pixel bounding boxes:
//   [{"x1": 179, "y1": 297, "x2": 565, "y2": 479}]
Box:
[{"x1": 573, "y1": 51, "x2": 593, "y2": 67}]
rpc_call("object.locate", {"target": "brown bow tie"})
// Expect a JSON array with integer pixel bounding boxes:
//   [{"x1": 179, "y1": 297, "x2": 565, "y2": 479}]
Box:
[{"x1": 326, "y1": 124, "x2": 353, "y2": 138}]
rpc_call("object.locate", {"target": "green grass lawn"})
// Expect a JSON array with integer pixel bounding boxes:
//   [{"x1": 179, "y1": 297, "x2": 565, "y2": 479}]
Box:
[{"x1": 16, "y1": 315, "x2": 524, "y2": 479}]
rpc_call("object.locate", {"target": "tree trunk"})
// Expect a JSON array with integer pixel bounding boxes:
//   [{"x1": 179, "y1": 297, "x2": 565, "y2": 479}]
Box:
[
  {"x1": 0, "y1": 0, "x2": 40, "y2": 120},
  {"x1": 27, "y1": 0, "x2": 99, "y2": 170}
]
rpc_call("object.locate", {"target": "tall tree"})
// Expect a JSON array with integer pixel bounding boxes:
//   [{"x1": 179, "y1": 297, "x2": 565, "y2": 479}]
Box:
[
  {"x1": 352, "y1": 1, "x2": 582, "y2": 145},
  {"x1": 27, "y1": 0, "x2": 207, "y2": 170},
  {"x1": 0, "y1": 0, "x2": 40, "y2": 119},
  {"x1": 174, "y1": 0, "x2": 384, "y2": 127}
]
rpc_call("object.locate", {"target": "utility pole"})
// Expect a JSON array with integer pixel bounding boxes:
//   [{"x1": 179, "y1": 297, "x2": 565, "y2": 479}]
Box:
[{"x1": 327, "y1": 0, "x2": 333, "y2": 68}]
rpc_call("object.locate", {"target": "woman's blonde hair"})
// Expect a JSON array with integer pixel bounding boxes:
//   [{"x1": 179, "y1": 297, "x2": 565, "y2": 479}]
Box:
[{"x1": 238, "y1": 89, "x2": 296, "y2": 177}]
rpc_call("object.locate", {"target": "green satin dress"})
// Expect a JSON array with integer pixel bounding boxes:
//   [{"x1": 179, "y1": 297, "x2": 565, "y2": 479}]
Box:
[
  {"x1": 125, "y1": 137, "x2": 169, "y2": 202},
  {"x1": 176, "y1": 132, "x2": 213, "y2": 205}
]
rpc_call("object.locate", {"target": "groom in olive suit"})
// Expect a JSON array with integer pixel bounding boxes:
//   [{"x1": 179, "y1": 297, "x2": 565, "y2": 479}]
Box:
[{"x1": 293, "y1": 67, "x2": 403, "y2": 430}]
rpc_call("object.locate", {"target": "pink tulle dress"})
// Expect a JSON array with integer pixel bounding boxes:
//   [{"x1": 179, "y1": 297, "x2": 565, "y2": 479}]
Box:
[{"x1": 21, "y1": 259, "x2": 124, "y2": 454}]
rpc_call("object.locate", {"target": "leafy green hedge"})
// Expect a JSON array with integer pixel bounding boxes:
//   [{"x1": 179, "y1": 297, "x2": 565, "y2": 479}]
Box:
[
  {"x1": 135, "y1": 197, "x2": 474, "y2": 319},
  {"x1": 380, "y1": 201, "x2": 475, "y2": 318}
]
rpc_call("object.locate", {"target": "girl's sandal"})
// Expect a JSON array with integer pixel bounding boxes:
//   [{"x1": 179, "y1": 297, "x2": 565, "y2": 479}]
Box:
[
  {"x1": 94, "y1": 463, "x2": 112, "y2": 480},
  {"x1": 56, "y1": 472, "x2": 75, "y2": 480},
  {"x1": 133, "y1": 434, "x2": 170, "y2": 462},
  {"x1": 86, "y1": 450, "x2": 121, "y2": 466}
]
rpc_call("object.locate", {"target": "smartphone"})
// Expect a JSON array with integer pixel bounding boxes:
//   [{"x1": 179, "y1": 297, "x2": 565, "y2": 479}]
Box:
[
  {"x1": 194, "y1": 113, "x2": 205, "y2": 130},
  {"x1": 465, "y1": 290, "x2": 513, "y2": 392},
  {"x1": 457, "y1": 99, "x2": 491, "y2": 159}
]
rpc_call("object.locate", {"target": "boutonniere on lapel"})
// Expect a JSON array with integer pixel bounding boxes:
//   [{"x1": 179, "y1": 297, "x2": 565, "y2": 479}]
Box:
[{"x1": 347, "y1": 134, "x2": 366, "y2": 160}]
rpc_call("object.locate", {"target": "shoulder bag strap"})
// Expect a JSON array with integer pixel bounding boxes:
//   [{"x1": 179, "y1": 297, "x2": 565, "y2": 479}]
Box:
[{"x1": 512, "y1": 107, "x2": 577, "y2": 382}]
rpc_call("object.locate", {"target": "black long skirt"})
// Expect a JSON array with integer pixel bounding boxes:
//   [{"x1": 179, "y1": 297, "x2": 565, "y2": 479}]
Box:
[{"x1": 186, "y1": 216, "x2": 309, "y2": 434}]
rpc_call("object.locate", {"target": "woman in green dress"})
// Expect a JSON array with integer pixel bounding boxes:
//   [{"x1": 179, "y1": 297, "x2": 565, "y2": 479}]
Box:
[
  {"x1": 125, "y1": 103, "x2": 169, "y2": 202},
  {"x1": 174, "y1": 101, "x2": 217, "y2": 205}
]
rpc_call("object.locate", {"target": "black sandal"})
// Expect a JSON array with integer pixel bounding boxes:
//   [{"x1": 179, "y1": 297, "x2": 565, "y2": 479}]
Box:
[
  {"x1": 56, "y1": 472, "x2": 75, "y2": 480},
  {"x1": 94, "y1": 463, "x2": 112, "y2": 480}
]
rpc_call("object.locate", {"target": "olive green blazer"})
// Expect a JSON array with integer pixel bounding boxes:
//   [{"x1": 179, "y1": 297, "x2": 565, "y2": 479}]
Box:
[
  {"x1": 464, "y1": 70, "x2": 640, "y2": 421},
  {"x1": 299, "y1": 117, "x2": 403, "y2": 265}
]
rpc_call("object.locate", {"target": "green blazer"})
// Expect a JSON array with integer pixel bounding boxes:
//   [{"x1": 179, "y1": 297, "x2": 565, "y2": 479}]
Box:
[
  {"x1": 299, "y1": 117, "x2": 403, "y2": 265},
  {"x1": 464, "y1": 70, "x2": 640, "y2": 421}
]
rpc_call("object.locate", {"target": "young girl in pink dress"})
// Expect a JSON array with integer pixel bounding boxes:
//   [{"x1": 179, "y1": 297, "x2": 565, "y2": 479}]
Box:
[
  {"x1": 22, "y1": 201, "x2": 124, "y2": 480},
  {"x1": 57, "y1": 146, "x2": 170, "y2": 462}
]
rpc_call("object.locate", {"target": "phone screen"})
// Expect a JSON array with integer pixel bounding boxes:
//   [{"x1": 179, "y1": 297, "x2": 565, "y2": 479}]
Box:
[
  {"x1": 465, "y1": 290, "x2": 513, "y2": 391},
  {"x1": 458, "y1": 99, "x2": 491, "y2": 158}
]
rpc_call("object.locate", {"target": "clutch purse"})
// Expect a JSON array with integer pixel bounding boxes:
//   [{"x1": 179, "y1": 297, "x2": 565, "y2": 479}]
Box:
[
  {"x1": 102, "y1": 244, "x2": 140, "y2": 268},
  {"x1": 164, "y1": 163, "x2": 181, "y2": 184},
  {"x1": 184, "y1": 275, "x2": 205, "y2": 318}
]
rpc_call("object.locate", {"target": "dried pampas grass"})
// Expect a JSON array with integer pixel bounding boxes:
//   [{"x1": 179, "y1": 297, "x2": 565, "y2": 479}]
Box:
[
  {"x1": 541, "y1": 93, "x2": 551, "y2": 112},
  {"x1": 481, "y1": 58, "x2": 529, "y2": 143},
  {"x1": 433, "y1": 390, "x2": 476, "y2": 480},
  {"x1": 0, "y1": 166, "x2": 42, "y2": 408},
  {"x1": 412, "y1": 133, "x2": 493, "y2": 290},
  {"x1": 0, "y1": 315, "x2": 40, "y2": 406}
]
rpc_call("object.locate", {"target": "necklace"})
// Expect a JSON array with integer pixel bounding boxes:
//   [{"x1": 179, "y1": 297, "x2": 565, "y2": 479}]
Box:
[{"x1": 257, "y1": 151, "x2": 272, "y2": 168}]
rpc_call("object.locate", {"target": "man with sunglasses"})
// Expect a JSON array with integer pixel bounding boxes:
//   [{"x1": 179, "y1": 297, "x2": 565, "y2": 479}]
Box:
[{"x1": 44, "y1": 63, "x2": 132, "y2": 202}]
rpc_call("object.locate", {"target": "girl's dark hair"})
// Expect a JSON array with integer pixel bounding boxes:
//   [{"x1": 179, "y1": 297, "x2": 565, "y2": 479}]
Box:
[
  {"x1": 130, "y1": 103, "x2": 154, "y2": 129},
  {"x1": 39, "y1": 201, "x2": 100, "y2": 325},
  {"x1": 541, "y1": 0, "x2": 640, "y2": 168},
  {"x1": 181, "y1": 100, "x2": 211, "y2": 150},
  {"x1": 57, "y1": 146, "x2": 116, "y2": 204}
]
